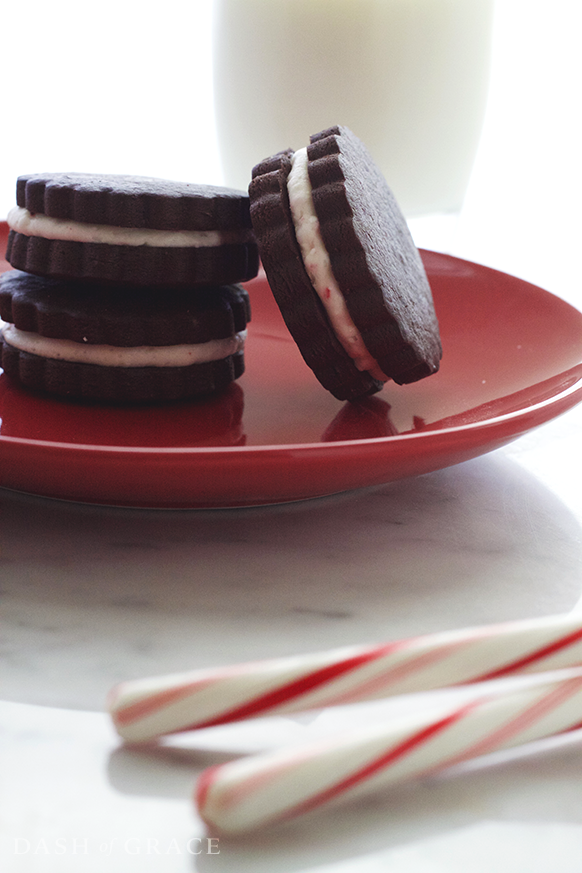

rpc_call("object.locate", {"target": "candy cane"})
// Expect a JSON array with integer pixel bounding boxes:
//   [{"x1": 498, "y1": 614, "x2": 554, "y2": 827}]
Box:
[
  {"x1": 196, "y1": 668, "x2": 582, "y2": 834},
  {"x1": 109, "y1": 612, "x2": 582, "y2": 741}
]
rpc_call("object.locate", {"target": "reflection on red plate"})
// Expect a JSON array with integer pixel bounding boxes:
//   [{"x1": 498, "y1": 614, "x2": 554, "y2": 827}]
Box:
[
  {"x1": 1, "y1": 221, "x2": 582, "y2": 508},
  {"x1": 0, "y1": 379, "x2": 246, "y2": 448},
  {"x1": 322, "y1": 397, "x2": 399, "y2": 442}
]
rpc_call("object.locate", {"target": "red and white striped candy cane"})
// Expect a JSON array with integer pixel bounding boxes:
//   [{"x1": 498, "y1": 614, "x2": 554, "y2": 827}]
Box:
[
  {"x1": 109, "y1": 612, "x2": 582, "y2": 741},
  {"x1": 196, "y1": 667, "x2": 582, "y2": 834}
]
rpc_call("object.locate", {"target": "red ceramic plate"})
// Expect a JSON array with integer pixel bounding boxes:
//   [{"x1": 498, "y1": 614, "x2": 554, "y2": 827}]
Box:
[{"x1": 1, "y1": 221, "x2": 582, "y2": 508}]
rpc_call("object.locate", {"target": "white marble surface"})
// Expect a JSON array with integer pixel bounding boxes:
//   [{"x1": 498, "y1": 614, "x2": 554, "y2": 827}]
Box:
[
  {"x1": 2, "y1": 1, "x2": 582, "y2": 870},
  {"x1": 2, "y1": 405, "x2": 582, "y2": 872}
]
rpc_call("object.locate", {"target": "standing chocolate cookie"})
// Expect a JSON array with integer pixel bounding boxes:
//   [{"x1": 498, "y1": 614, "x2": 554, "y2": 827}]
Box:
[{"x1": 249, "y1": 126, "x2": 442, "y2": 401}]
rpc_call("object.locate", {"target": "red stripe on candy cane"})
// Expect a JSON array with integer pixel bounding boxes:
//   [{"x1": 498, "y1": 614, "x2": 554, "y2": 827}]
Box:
[
  {"x1": 315, "y1": 637, "x2": 473, "y2": 708},
  {"x1": 274, "y1": 701, "x2": 480, "y2": 822},
  {"x1": 117, "y1": 644, "x2": 409, "y2": 733},
  {"x1": 196, "y1": 702, "x2": 479, "y2": 827},
  {"x1": 473, "y1": 626, "x2": 582, "y2": 682},
  {"x1": 190, "y1": 633, "x2": 479, "y2": 730},
  {"x1": 196, "y1": 763, "x2": 225, "y2": 815},
  {"x1": 435, "y1": 674, "x2": 582, "y2": 770},
  {"x1": 115, "y1": 625, "x2": 582, "y2": 730},
  {"x1": 113, "y1": 646, "x2": 401, "y2": 730},
  {"x1": 180, "y1": 643, "x2": 409, "y2": 731},
  {"x1": 111, "y1": 677, "x2": 218, "y2": 727}
]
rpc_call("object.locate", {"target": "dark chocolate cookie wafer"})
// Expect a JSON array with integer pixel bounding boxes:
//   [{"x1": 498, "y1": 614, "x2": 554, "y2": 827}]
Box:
[
  {"x1": 1, "y1": 341, "x2": 245, "y2": 404},
  {"x1": 13, "y1": 173, "x2": 252, "y2": 230},
  {"x1": 6, "y1": 173, "x2": 259, "y2": 287},
  {"x1": 249, "y1": 126, "x2": 442, "y2": 400},
  {"x1": 0, "y1": 270, "x2": 250, "y2": 347}
]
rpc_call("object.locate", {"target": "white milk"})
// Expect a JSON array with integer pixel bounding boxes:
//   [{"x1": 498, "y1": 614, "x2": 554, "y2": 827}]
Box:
[{"x1": 212, "y1": 0, "x2": 493, "y2": 216}]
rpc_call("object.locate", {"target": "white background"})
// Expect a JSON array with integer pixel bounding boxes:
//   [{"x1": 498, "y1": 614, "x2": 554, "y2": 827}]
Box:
[{"x1": 1, "y1": 0, "x2": 581, "y2": 301}]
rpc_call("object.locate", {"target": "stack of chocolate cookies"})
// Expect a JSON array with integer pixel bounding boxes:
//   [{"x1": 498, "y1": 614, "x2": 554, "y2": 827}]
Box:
[
  {"x1": 0, "y1": 173, "x2": 257, "y2": 403},
  {"x1": 1, "y1": 128, "x2": 443, "y2": 407}
]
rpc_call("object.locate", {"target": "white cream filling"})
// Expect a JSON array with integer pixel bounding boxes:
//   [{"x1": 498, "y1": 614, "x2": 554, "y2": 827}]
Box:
[
  {"x1": 2, "y1": 324, "x2": 246, "y2": 368},
  {"x1": 286, "y1": 148, "x2": 387, "y2": 382},
  {"x1": 7, "y1": 206, "x2": 252, "y2": 249}
]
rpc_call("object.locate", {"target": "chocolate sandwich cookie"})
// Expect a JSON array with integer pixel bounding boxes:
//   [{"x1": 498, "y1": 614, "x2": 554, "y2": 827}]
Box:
[
  {"x1": 249, "y1": 126, "x2": 442, "y2": 401},
  {"x1": 0, "y1": 270, "x2": 250, "y2": 403},
  {"x1": 6, "y1": 173, "x2": 259, "y2": 287}
]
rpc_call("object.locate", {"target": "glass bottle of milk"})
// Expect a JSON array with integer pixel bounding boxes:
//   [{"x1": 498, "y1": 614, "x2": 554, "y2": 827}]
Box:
[{"x1": 212, "y1": 0, "x2": 493, "y2": 218}]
